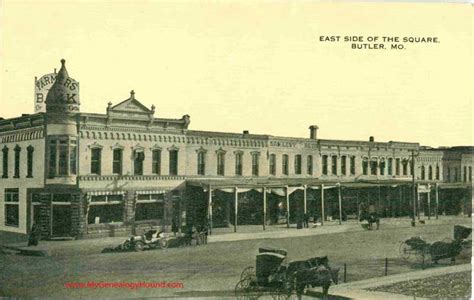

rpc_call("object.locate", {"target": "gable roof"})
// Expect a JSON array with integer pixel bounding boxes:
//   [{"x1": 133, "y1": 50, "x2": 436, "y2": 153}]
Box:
[{"x1": 110, "y1": 90, "x2": 152, "y2": 114}]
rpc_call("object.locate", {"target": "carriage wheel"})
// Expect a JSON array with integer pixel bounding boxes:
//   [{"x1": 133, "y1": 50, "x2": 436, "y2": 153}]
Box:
[
  {"x1": 399, "y1": 242, "x2": 411, "y2": 260},
  {"x1": 134, "y1": 241, "x2": 145, "y2": 252},
  {"x1": 159, "y1": 238, "x2": 169, "y2": 249},
  {"x1": 234, "y1": 278, "x2": 252, "y2": 299},
  {"x1": 240, "y1": 266, "x2": 255, "y2": 280}
]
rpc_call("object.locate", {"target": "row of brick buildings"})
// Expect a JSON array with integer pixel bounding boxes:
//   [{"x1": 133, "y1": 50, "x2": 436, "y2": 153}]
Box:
[{"x1": 0, "y1": 60, "x2": 472, "y2": 238}]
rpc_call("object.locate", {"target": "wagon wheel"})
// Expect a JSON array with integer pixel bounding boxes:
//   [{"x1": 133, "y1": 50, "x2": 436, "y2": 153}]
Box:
[
  {"x1": 415, "y1": 245, "x2": 431, "y2": 265},
  {"x1": 234, "y1": 278, "x2": 255, "y2": 300},
  {"x1": 240, "y1": 266, "x2": 255, "y2": 280},
  {"x1": 399, "y1": 241, "x2": 411, "y2": 260},
  {"x1": 134, "y1": 241, "x2": 145, "y2": 252},
  {"x1": 159, "y1": 238, "x2": 169, "y2": 249}
]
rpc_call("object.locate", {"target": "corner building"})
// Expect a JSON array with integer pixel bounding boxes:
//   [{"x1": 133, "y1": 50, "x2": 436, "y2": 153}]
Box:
[{"x1": 0, "y1": 60, "x2": 472, "y2": 239}]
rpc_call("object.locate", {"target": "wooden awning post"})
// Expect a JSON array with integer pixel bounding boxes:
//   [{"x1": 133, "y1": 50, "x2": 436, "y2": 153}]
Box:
[
  {"x1": 263, "y1": 187, "x2": 267, "y2": 231},
  {"x1": 208, "y1": 186, "x2": 213, "y2": 235},
  {"x1": 321, "y1": 184, "x2": 325, "y2": 226},
  {"x1": 303, "y1": 185, "x2": 307, "y2": 216},
  {"x1": 427, "y1": 184, "x2": 431, "y2": 220},
  {"x1": 435, "y1": 183, "x2": 439, "y2": 219},
  {"x1": 417, "y1": 184, "x2": 421, "y2": 220},
  {"x1": 338, "y1": 183, "x2": 342, "y2": 225},
  {"x1": 286, "y1": 186, "x2": 290, "y2": 228},
  {"x1": 234, "y1": 187, "x2": 238, "y2": 233}
]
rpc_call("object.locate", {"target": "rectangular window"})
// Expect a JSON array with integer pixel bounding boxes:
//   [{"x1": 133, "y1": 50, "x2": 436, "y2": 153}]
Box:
[
  {"x1": 463, "y1": 166, "x2": 467, "y2": 182},
  {"x1": 70, "y1": 140, "x2": 77, "y2": 175},
  {"x1": 169, "y1": 150, "x2": 178, "y2": 176},
  {"x1": 14, "y1": 146, "x2": 20, "y2": 178},
  {"x1": 370, "y1": 160, "x2": 377, "y2": 175},
  {"x1": 27, "y1": 146, "x2": 34, "y2": 178},
  {"x1": 49, "y1": 137, "x2": 76, "y2": 177},
  {"x1": 88, "y1": 194, "x2": 124, "y2": 224},
  {"x1": 350, "y1": 156, "x2": 355, "y2": 175},
  {"x1": 58, "y1": 141, "x2": 68, "y2": 175},
  {"x1": 91, "y1": 148, "x2": 102, "y2": 175},
  {"x1": 5, "y1": 188, "x2": 19, "y2": 227},
  {"x1": 294, "y1": 155, "x2": 302, "y2": 175},
  {"x1": 436, "y1": 165, "x2": 440, "y2": 180},
  {"x1": 135, "y1": 193, "x2": 165, "y2": 221},
  {"x1": 113, "y1": 149, "x2": 123, "y2": 175},
  {"x1": 395, "y1": 158, "x2": 400, "y2": 175},
  {"x1": 322, "y1": 155, "x2": 328, "y2": 175},
  {"x1": 331, "y1": 156, "x2": 337, "y2": 175},
  {"x1": 152, "y1": 149, "x2": 161, "y2": 175},
  {"x1": 269, "y1": 154, "x2": 276, "y2": 175},
  {"x1": 197, "y1": 152, "x2": 206, "y2": 175},
  {"x1": 282, "y1": 155, "x2": 289, "y2": 175},
  {"x1": 217, "y1": 152, "x2": 225, "y2": 176},
  {"x1": 307, "y1": 155, "x2": 313, "y2": 175},
  {"x1": 49, "y1": 141, "x2": 57, "y2": 177},
  {"x1": 402, "y1": 160, "x2": 408, "y2": 175},
  {"x1": 252, "y1": 153, "x2": 259, "y2": 176},
  {"x1": 387, "y1": 158, "x2": 393, "y2": 176},
  {"x1": 2, "y1": 147, "x2": 8, "y2": 178},
  {"x1": 134, "y1": 150, "x2": 144, "y2": 175},
  {"x1": 235, "y1": 152, "x2": 243, "y2": 176},
  {"x1": 447, "y1": 168, "x2": 451, "y2": 182},
  {"x1": 340, "y1": 156, "x2": 346, "y2": 176}
]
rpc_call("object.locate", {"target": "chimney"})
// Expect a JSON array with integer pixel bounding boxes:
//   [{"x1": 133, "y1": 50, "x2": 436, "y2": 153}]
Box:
[
  {"x1": 309, "y1": 125, "x2": 319, "y2": 140},
  {"x1": 243, "y1": 130, "x2": 249, "y2": 135},
  {"x1": 369, "y1": 136, "x2": 374, "y2": 142}
]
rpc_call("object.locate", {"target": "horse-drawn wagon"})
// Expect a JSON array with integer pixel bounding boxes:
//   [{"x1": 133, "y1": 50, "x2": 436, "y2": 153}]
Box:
[
  {"x1": 399, "y1": 224, "x2": 472, "y2": 264},
  {"x1": 235, "y1": 247, "x2": 339, "y2": 299}
]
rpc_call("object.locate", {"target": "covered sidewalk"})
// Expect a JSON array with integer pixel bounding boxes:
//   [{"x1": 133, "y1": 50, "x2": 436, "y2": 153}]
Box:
[{"x1": 185, "y1": 178, "x2": 464, "y2": 234}]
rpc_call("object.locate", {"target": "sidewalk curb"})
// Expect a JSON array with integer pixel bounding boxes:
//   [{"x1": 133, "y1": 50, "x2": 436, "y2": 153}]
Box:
[{"x1": 1, "y1": 245, "x2": 48, "y2": 257}]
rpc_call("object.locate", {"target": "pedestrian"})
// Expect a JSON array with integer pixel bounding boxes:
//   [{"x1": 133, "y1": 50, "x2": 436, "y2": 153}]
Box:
[
  {"x1": 28, "y1": 223, "x2": 41, "y2": 246},
  {"x1": 171, "y1": 215, "x2": 179, "y2": 236}
]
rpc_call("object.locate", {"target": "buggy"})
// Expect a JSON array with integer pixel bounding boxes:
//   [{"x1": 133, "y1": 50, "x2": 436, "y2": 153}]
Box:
[
  {"x1": 236, "y1": 247, "x2": 338, "y2": 299},
  {"x1": 399, "y1": 225, "x2": 472, "y2": 264}
]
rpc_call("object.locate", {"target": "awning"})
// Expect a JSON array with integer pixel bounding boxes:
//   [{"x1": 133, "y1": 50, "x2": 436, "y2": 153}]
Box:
[
  {"x1": 86, "y1": 191, "x2": 126, "y2": 196},
  {"x1": 135, "y1": 190, "x2": 167, "y2": 195}
]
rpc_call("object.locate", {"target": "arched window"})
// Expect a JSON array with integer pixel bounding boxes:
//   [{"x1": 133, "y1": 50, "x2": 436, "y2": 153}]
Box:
[
  {"x1": 295, "y1": 155, "x2": 302, "y2": 175},
  {"x1": 322, "y1": 155, "x2": 328, "y2": 175},
  {"x1": 27, "y1": 146, "x2": 34, "y2": 178},
  {"x1": 197, "y1": 151, "x2": 206, "y2": 175},
  {"x1": 435, "y1": 165, "x2": 440, "y2": 180},
  {"x1": 14, "y1": 145, "x2": 21, "y2": 178},
  {"x1": 428, "y1": 165, "x2": 433, "y2": 180},
  {"x1": 217, "y1": 151, "x2": 226, "y2": 176},
  {"x1": 269, "y1": 154, "x2": 276, "y2": 176},
  {"x1": 282, "y1": 154, "x2": 289, "y2": 175},
  {"x1": 331, "y1": 156, "x2": 338, "y2": 175},
  {"x1": 362, "y1": 157, "x2": 368, "y2": 175},
  {"x1": 421, "y1": 165, "x2": 425, "y2": 180}
]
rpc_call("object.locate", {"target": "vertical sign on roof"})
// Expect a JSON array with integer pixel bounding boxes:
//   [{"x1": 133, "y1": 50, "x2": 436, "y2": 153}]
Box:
[
  {"x1": 34, "y1": 72, "x2": 80, "y2": 113},
  {"x1": 34, "y1": 72, "x2": 56, "y2": 113}
]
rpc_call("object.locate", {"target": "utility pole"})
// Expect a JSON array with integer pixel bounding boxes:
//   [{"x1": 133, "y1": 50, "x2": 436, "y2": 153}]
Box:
[{"x1": 411, "y1": 150, "x2": 417, "y2": 226}]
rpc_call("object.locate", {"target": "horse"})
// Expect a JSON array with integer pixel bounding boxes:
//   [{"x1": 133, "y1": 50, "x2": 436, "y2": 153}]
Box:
[
  {"x1": 430, "y1": 239, "x2": 463, "y2": 264},
  {"x1": 359, "y1": 211, "x2": 380, "y2": 230},
  {"x1": 293, "y1": 265, "x2": 333, "y2": 299}
]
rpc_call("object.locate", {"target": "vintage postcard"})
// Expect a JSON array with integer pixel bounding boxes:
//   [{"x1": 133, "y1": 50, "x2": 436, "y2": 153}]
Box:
[{"x1": 0, "y1": 0, "x2": 472, "y2": 299}]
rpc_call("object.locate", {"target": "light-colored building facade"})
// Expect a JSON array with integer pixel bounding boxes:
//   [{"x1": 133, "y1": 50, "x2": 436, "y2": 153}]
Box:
[{"x1": 0, "y1": 60, "x2": 472, "y2": 238}]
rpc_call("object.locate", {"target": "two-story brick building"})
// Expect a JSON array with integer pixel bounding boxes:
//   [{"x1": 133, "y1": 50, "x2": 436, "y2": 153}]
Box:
[{"x1": 0, "y1": 60, "x2": 472, "y2": 239}]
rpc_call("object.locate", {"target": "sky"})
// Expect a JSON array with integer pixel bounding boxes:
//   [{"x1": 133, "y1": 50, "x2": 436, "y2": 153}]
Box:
[{"x1": 0, "y1": 1, "x2": 472, "y2": 147}]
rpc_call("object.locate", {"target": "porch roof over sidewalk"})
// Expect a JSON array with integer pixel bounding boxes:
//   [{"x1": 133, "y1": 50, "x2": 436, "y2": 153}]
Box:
[{"x1": 186, "y1": 177, "x2": 418, "y2": 190}]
